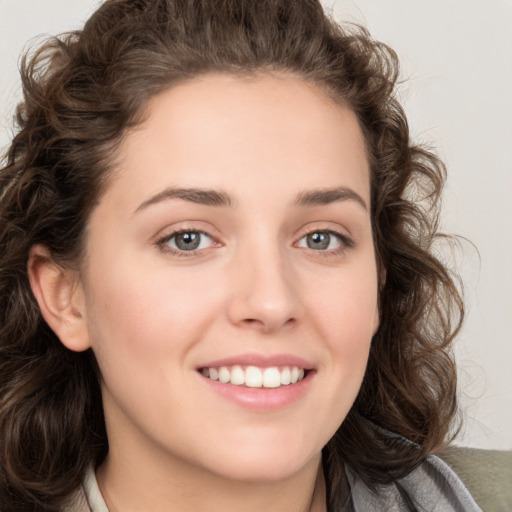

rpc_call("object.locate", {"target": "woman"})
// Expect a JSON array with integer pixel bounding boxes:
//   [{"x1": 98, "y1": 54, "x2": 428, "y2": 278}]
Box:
[{"x1": 0, "y1": 1, "x2": 481, "y2": 510}]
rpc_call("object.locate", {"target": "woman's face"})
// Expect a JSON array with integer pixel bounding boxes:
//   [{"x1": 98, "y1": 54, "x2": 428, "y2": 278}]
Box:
[{"x1": 77, "y1": 74, "x2": 379, "y2": 481}]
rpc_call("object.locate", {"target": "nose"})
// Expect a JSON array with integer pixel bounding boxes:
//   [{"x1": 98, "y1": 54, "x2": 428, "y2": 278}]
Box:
[{"x1": 226, "y1": 244, "x2": 303, "y2": 334}]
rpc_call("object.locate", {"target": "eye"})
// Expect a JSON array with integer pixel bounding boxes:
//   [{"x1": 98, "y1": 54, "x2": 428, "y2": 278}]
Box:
[
  {"x1": 296, "y1": 230, "x2": 351, "y2": 252},
  {"x1": 160, "y1": 230, "x2": 216, "y2": 253}
]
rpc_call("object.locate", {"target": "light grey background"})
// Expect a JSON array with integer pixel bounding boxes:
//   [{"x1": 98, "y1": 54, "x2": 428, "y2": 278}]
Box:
[{"x1": 1, "y1": 0, "x2": 511, "y2": 450}]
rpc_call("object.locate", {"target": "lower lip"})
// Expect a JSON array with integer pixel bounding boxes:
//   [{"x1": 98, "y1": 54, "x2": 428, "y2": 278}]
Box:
[{"x1": 199, "y1": 372, "x2": 314, "y2": 411}]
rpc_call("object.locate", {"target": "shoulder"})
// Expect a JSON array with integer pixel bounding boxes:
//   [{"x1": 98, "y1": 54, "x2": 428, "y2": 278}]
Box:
[{"x1": 345, "y1": 455, "x2": 482, "y2": 511}]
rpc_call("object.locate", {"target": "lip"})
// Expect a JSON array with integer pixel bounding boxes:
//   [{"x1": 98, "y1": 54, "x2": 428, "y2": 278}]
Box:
[
  {"x1": 197, "y1": 353, "x2": 315, "y2": 370},
  {"x1": 196, "y1": 353, "x2": 316, "y2": 411}
]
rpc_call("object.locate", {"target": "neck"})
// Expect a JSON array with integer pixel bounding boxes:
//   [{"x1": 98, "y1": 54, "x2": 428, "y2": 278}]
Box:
[{"x1": 96, "y1": 447, "x2": 326, "y2": 512}]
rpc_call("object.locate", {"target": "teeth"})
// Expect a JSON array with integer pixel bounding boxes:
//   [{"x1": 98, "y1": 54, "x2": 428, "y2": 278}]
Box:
[
  {"x1": 230, "y1": 365, "x2": 245, "y2": 385},
  {"x1": 263, "y1": 367, "x2": 281, "y2": 388},
  {"x1": 245, "y1": 366, "x2": 263, "y2": 387},
  {"x1": 201, "y1": 365, "x2": 307, "y2": 388},
  {"x1": 280, "y1": 367, "x2": 291, "y2": 385},
  {"x1": 218, "y1": 366, "x2": 230, "y2": 383}
]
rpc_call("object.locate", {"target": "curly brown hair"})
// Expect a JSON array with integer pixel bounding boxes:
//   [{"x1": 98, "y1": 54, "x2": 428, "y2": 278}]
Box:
[{"x1": 0, "y1": 0, "x2": 463, "y2": 510}]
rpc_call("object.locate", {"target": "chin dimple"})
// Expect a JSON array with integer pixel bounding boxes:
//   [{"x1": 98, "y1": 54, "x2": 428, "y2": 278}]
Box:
[{"x1": 200, "y1": 365, "x2": 306, "y2": 388}]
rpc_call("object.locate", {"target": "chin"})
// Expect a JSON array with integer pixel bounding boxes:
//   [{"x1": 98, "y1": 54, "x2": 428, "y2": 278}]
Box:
[
  {"x1": 211, "y1": 459, "x2": 313, "y2": 483},
  {"x1": 195, "y1": 440, "x2": 322, "y2": 483}
]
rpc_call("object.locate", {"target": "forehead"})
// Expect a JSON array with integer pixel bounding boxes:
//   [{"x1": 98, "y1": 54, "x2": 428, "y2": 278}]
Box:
[{"x1": 105, "y1": 73, "x2": 370, "y2": 209}]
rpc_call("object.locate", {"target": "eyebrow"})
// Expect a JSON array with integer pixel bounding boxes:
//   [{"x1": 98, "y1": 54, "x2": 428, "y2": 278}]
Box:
[
  {"x1": 294, "y1": 186, "x2": 368, "y2": 211},
  {"x1": 134, "y1": 185, "x2": 368, "y2": 213},
  {"x1": 134, "y1": 187, "x2": 234, "y2": 213}
]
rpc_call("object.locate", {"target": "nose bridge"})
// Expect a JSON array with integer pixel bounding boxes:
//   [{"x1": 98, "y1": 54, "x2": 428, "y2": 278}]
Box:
[{"x1": 227, "y1": 228, "x2": 302, "y2": 332}]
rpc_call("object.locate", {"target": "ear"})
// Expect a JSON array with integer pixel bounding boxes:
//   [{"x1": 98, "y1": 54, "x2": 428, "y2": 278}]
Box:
[{"x1": 28, "y1": 245, "x2": 91, "y2": 352}]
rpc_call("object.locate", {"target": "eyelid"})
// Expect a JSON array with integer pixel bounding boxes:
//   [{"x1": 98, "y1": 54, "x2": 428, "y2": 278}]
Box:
[
  {"x1": 294, "y1": 226, "x2": 355, "y2": 253},
  {"x1": 156, "y1": 227, "x2": 222, "y2": 257},
  {"x1": 154, "y1": 222, "x2": 355, "y2": 258}
]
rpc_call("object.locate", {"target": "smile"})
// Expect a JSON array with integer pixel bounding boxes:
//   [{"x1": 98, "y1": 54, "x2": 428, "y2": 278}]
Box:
[{"x1": 200, "y1": 365, "x2": 306, "y2": 388}]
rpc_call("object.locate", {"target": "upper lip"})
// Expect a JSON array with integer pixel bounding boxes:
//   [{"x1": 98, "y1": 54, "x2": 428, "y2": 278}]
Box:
[{"x1": 197, "y1": 353, "x2": 315, "y2": 370}]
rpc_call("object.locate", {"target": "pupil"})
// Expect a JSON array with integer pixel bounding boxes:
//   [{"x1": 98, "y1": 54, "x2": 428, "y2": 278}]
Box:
[
  {"x1": 176, "y1": 232, "x2": 201, "y2": 250},
  {"x1": 307, "y1": 232, "x2": 330, "y2": 250}
]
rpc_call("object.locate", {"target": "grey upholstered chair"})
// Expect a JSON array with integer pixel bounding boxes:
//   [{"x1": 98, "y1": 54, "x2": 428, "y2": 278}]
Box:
[{"x1": 440, "y1": 447, "x2": 512, "y2": 512}]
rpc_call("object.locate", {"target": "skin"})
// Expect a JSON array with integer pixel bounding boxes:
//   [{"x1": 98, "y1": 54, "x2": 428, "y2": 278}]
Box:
[{"x1": 29, "y1": 73, "x2": 379, "y2": 511}]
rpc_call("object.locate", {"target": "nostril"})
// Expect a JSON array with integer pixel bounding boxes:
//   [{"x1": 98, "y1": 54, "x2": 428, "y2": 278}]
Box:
[{"x1": 239, "y1": 316, "x2": 297, "y2": 334}]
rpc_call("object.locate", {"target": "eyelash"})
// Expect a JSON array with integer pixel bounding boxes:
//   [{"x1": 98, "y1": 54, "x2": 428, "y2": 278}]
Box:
[
  {"x1": 297, "y1": 228, "x2": 355, "y2": 256},
  {"x1": 156, "y1": 228, "x2": 355, "y2": 257},
  {"x1": 157, "y1": 229, "x2": 218, "y2": 257}
]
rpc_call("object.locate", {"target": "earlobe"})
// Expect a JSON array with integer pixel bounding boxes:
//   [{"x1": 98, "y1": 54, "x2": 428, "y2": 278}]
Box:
[{"x1": 27, "y1": 245, "x2": 91, "y2": 352}]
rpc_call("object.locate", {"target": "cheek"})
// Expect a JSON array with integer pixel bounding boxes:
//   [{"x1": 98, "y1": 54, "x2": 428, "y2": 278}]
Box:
[
  {"x1": 82, "y1": 262, "x2": 227, "y2": 430},
  {"x1": 307, "y1": 264, "x2": 378, "y2": 391},
  {"x1": 311, "y1": 270, "x2": 378, "y2": 344},
  {"x1": 83, "y1": 256, "x2": 225, "y2": 373},
  {"x1": 300, "y1": 269, "x2": 377, "y2": 442}
]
